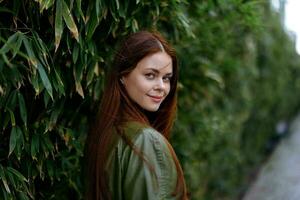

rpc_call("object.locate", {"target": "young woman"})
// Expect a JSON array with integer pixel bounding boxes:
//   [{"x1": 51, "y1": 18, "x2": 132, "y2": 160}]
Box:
[{"x1": 86, "y1": 31, "x2": 188, "y2": 200}]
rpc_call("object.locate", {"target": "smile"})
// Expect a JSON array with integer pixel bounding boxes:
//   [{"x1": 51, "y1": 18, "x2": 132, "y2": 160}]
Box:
[{"x1": 147, "y1": 95, "x2": 164, "y2": 103}]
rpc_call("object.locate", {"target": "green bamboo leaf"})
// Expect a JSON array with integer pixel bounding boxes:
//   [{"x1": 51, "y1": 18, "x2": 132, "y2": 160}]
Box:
[
  {"x1": 23, "y1": 37, "x2": 38, "y2": 68},
  {"x1": 6, "y1": 89, "x2": 17, "y2": 110},
  {"x1": 86, "y1": 9, "x2": 99, "y2": 40},
  {"x1": 1, "y1": 53, "x2": 12, "y2": 67},
  {"x1": 32, "y1": 32, "x2": 50, "y2": 70},
  {"x1": 53, "y1": 67, "x2": 65, "y2": 96},
  {"x1": 72, "y1": 43, "x2": 79, "y2": 63},
  {"x1": 46, "y1": 160, "x2": 54, "y2": 179},
  {"x1": 12, "y1": 32, "x2": 23, "y2": 58},
  {"x1": 74, "y1": 61, "x2": 85, "y2": 98},
  {"x1": 15, "y1": 126, "x2": 24, "y2": 160},
  {"x1": 0, "y1": 7, "x2": 15, "y2": 15},
  {"x1": 30, "y1": 74, "x2": 40, "y2": 95},
  {"x1": 115, "y1": 0, "x2": 119, "y2": 10},
  {"x1": 1, "y1": 112, "x2": 10, "y2": 130},
  {"x1": 17, "y1": 192, "x2": 30, "y2": 200},
  {"x1": 7, "y1": 167, "x2": 28, "y2": 182},
  {"x1": 7, "y1": 109, "x2": 15, "y2": 127},
  {"x1": 61, "y1": 0, "x2": 79, "y2": 42},
  {"x1": 86, "y1": 61, "x2": 97, "y2": 86},
  {"x1": 0, "y1": 32, "x2": 18, "y2": 54},
  {"x1": 43, "y1": 135, "x2": 54, "y2": 155},
  {"x1": 9, "y1": 126, "x2": 18, "y2": 156},
  {"x1": 37, "y1": 0, "x2": 55, "y2": 12},
  {"x1": 132, "y1": 19, "x2": 139, "y2": 32},
  {"x1": 75, "y1": 82, "x2": 84, "y2": 98},
  {"x1": 55, "y1": 0, "x2": 63, "y2": 52},
  {"x1": 37, "y1": 63, "x2": 53, "y2": 100},
  {"x1": 43, "y1": 89, "x2": 51, "y2": 107},
  {"x1": 31, "y1": 133, "x2": 40, "y2": 161},
  {"x1": 5, "y1": 169, "x2": 16, "y2": 189},
  {"x1": 18, "y1": 92, "x2": 27, "y2": 127},
  {"x1": 75, "y1": 0, "x2": 85, "y2": 21},
  {"x1": 0, "y1": 165, "x2": 11, "y2": 194},
  {"x1": 95, "y1": 0, "x2": 101, "y2": 19},
  {"x1": 48, "y1": 101, "x2": 63, "y2": 131}
]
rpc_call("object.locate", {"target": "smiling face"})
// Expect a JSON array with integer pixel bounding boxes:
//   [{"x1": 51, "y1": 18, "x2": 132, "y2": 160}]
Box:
[{"x1": 122, "y1": 51, "x2": 173, "y2": 112}]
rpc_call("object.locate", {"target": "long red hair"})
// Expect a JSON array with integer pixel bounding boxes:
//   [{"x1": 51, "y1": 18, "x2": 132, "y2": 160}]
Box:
[{"x1": 85, "y1": 31, "x2": 188, "y2": 199}]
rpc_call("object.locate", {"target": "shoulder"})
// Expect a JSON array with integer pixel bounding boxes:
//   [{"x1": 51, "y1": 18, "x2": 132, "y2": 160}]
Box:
[
  {"x1": 123, "y1": 121, "x2": 170, "y2": 152},
  {"x1": 121, "y1": 122, "x2": 178, "y2": 199}
]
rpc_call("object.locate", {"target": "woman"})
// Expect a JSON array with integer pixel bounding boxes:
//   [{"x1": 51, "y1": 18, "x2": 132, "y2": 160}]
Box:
[{"x1": 86, "y1": 31, "x2": 188, "y2": 200}]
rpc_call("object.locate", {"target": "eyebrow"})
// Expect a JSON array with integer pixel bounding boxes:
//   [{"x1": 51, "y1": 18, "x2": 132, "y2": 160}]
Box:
[{"x1": 145, "y1": 68, "x2": 173, "y2": 76}]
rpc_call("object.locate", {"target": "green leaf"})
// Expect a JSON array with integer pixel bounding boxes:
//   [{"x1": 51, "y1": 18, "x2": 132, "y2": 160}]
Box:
[
  {"x1": 7, "y1": 109, "x2": 16, "y2": 127},
  {"x1": 31, "y1": 133, "x2": 40, "y2": 161},
  {"x1": 86, "y1": 61, "x2": 97, "y2": 86},
  {"x1": 115, "y1": 0, "x2": 119, "y2": 10},
  {"x1": 17, "y1": 192, "x2": 30, "y2": 200},
  {"x1": 5, "y1": 169, "x2": 16, "y2": 189},
  {"x1": 37, "y1": 0, "x2": 55, "y2": 12},
  {"x1": 9, "y1": 126, "x2": 20, "y2": 156},
  {"x1": 46, "y1": 160, "x2": 54, "y2": 180},
  {"x1": 55, "y1": 0, "x2": 64, "y2": 52},
  {"x1": 72, "y1": 43, "x2": 79, "y2": 63},
  {"x1": 37, "y1": 63, "x2": 53, "y2": 100},
  {"x1": 18, "y1": 92, "x2": 27, "y2": 127},
  {"x1": 43, "y1": 90, "x2": 51, "y2": 107},
  {"x1": 75, "y1": 0, "x2": 85, "y2": 21},
  {"x1": 23, "y1": 37, "x2": 38, "y2": 68},
  {"x1": 0, "y1": 32, "x2": 18, "y2": 54},
  {"x1": 15, "y1": 127, "x2": 24, "y2": 160},
  {"x1": 61, "y1": 0, "x2": 79, "y2": 42},
  {"x1": 6, "y1": 89, "x2": 17, "y2": 110},
  {"x1": 30, "y1": 74, "x2": 40, "y2": 95},
  {"x1": 7, "y1": 167, "x2": 28, "y2": 182},
  {"x1": 48, "y1": 101, "x2": 64, "y2": 131},
  {"x1": 41, "y1": 135, "x2": 54, "y2": 158},
  {"x1": 85, "y1": 9, "x2": 99, "y2": 40},
  {"x1": 0, "y1": 165, "x2": 10, "y2": 194},
  {"x1": 53, "y1": 67, "x2": 65, "y2": 96},
  {"x1": 32, "y1": 32, "x2": 50, "y2": 70}
]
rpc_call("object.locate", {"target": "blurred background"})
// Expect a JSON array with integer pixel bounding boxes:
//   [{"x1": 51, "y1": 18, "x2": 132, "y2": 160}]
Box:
[{"x1": 1, "y1": 0, "x2": 300, "y2": 199}]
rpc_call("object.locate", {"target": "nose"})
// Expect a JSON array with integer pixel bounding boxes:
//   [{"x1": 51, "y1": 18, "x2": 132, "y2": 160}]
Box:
[{"x1": 154, "y1": 78, "x2": 165, "y2": 90}]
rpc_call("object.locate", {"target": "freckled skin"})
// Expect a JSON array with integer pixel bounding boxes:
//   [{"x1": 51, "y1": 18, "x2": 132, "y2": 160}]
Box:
[{"x1": 122, "y1": 51, "x2": 173, "y2": 112}]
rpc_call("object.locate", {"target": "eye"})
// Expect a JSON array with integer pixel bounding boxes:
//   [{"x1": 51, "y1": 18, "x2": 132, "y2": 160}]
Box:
[
  {"x1": 145, "y1": 73, "x2": 155, "y2": 80},
  {"x1": 163, "y1": 75, "x2": 172, "y2": 82}
]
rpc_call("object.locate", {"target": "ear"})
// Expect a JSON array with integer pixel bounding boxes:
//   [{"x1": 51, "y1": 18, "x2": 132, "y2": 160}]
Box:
[{"x1": 120, "y1": 77, "x2": 125, "y2": 84}]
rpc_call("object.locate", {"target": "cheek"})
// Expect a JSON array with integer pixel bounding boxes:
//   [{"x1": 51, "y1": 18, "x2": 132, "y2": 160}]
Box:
[
  {"x1": 166, "y1": 83, "x2": 171, "y2": 95},
  {"x1": 135, "y1": 77, "x2": 153, "y2": 93},
  {"x1": 124, "y1": 76, "x2": 151, "y2": 97}
]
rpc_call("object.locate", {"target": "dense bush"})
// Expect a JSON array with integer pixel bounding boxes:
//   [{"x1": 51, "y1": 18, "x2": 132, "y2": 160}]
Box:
[{"x1": 1, "y1": 0, "x2": 300, "y2": 199}]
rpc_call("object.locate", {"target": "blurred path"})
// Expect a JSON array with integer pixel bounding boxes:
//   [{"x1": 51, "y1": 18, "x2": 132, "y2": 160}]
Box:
[{"x1": 243, "y1": 114, "x2": 300, "y2": 200}]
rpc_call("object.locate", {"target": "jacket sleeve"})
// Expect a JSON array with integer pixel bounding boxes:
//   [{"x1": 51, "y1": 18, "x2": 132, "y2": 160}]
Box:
[{"x1": 121, "y1": 128, "x2": 178, "y2": 200}]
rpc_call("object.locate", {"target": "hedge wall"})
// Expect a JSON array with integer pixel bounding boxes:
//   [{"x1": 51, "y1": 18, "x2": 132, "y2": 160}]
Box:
[{"x1": 1, "y1": 0, "x2": 300, "y2": 199}]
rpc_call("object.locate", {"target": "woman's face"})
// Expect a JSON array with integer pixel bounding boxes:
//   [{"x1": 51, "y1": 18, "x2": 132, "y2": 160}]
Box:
[{"x1": 122, "y1": 51, "x2": 173, "y2": 112}]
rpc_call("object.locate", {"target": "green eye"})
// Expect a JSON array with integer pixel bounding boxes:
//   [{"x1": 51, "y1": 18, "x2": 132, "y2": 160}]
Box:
[
  {"x1": 145, "y1": 73, "x2": 155, "y2": 79},
  {"x1": 163, "y1": 76, "x2": 172, "y2": 82}
]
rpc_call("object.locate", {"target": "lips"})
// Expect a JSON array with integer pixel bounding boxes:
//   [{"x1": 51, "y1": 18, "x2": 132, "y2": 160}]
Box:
[{"x1": 147, "y1": 94, "x2": 163, "y2": 103}]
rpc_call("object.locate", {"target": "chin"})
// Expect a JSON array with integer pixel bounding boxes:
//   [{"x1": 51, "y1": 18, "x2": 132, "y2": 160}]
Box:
[{"x1": 144, "y1": 105, "x2": 160, "y2": 112}]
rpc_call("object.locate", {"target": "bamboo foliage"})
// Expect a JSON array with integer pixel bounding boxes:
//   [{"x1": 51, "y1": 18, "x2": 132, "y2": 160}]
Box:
[
  {"x1": 0, "y1": 0, "x2": 190, "y2": 199},
  {"x1": 1, "y1": 0, "x2": 300, "y2": 199}
]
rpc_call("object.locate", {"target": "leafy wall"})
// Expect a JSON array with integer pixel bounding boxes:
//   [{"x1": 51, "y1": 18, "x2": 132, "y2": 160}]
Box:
[{"x1": 1, "y1": 0, "x2": 300, "y2": 199}]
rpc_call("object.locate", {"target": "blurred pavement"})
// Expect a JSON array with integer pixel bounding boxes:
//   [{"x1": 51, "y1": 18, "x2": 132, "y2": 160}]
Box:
[{"x1": 243, "y1": 114, "x2": 300, "y2": 200}]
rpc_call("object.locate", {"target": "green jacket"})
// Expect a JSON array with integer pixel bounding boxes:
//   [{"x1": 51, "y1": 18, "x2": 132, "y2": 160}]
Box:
[{"x1": 106, "y1": 121, "x2": 180, "y2": 200}]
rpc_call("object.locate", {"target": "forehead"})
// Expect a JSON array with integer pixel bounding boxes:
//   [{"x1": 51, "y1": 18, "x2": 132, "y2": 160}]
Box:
[{"x1": 135, "y1": 51, "x2": 173, "y2": 73}]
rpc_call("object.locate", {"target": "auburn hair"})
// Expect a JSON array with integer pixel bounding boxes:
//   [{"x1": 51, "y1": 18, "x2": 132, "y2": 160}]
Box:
[{"x1": 85, "y1": 31, "x2": 188, "y2": 200}]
